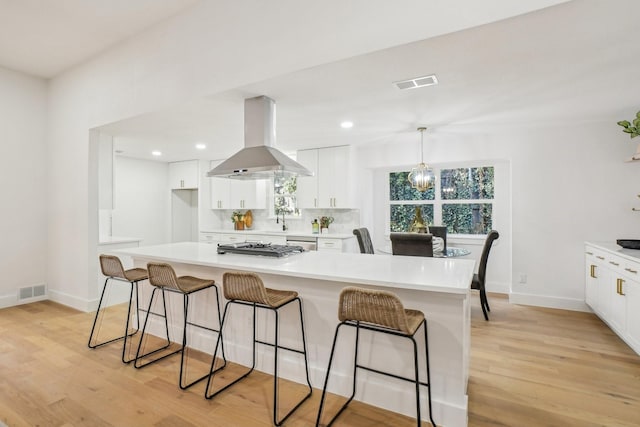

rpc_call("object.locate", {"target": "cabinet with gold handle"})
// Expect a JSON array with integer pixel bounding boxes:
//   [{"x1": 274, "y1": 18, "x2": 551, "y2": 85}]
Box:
[{"x1": 616, "y1": 278, "x2": 626, "y2": 296}]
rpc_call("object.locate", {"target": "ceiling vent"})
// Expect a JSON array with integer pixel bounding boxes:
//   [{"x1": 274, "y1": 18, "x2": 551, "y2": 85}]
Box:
[{"x1": 393, "y1": 74, "x2": 438, "y2": 90}]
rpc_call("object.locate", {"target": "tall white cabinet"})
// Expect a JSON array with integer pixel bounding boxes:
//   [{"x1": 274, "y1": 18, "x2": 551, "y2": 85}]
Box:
[
  {"x1": 296, "y1": 145, "x2": 357, "y2": 209},
  {"x1": 585, "y1": 242, "x2": 640, "y2": 355}
]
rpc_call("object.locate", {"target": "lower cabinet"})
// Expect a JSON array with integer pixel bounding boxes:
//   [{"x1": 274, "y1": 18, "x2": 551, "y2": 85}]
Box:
[{"x1": 585, "y1": 243, "x2": 640, "y2": 355}]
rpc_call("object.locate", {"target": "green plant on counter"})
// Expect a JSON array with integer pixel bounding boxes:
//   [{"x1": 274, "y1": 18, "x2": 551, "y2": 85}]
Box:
[
  {"x1": 617, "y1": 110, "x2": 640, "y2": 138},
  {"x1": 319, "y1": 216, "x2": 334, "y2": 228},
  {"x1": 231, "y1": 211, "x2": 244, "y2": 223}
]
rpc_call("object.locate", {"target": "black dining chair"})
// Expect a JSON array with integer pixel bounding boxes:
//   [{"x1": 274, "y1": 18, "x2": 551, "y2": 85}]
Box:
[
  {"x1": 471, "y1": 230, "x2": 499, "y2": 321},
  {"x1": 353, "y1": 228, "x2": 375, "y2": 254},
  {"x1": 428, "y1": 226, "x2": 447, "y2": 253},
  {"x1": 390, "y1": 232, "x2": 433, "y2": 257}
]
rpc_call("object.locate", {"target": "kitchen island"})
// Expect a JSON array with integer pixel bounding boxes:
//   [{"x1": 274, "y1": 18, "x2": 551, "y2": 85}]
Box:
[{"x1": 114, "y1": 242, "x2": 475, "y2": 427}]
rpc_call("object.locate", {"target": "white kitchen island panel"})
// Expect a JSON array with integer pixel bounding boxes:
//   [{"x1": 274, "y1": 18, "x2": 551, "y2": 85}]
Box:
[{"x1": 115, "y1": 242, "x2": 475, "y2": 427}]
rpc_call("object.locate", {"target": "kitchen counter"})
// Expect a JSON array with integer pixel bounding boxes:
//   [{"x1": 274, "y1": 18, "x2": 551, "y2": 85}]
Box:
[
  {"x1": 115, "y1": 242, "x2": 475, "y2": 426},
  {"x1": 200, "y1": 229, "x2": 355, "y2": 240},
  {"x1": 585, "y1": 241, "x2": 640, "y2": 263},
  {"x1": 98, "y1": 236, "x2": 142, "y2": 245}
]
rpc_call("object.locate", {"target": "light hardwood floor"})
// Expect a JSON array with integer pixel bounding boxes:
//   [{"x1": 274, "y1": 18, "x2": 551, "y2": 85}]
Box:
[{"x1": 0, "y1": 294, "x2": 639, "y2": 426}]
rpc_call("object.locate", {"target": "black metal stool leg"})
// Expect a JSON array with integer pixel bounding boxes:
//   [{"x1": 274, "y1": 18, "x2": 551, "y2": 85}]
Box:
[
  {"x1": 412, "y1": 334, "x2": 422, "y2": 427},
  {"x1": 205, "y1": 301, "x2": 256, "y2": 399},
  {"x1": 87, "y1": 277, "x2": 111, "y2": 348},
  {"x1": 134, "y1": 288, "x2": 176, "y2": 368},
  {"x1": 316, "y1": 322, "x2": 357, "y2": 427},
  {"x1": 121, "y1": 281, "x2": 137, "y2": 363},
  {"x1": 423, "y1": 320, "x2": 437, "y2": 427}
]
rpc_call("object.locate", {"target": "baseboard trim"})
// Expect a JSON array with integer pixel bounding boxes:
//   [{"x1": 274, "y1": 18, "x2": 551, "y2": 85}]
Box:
[
  {"x1": 485, "y1": 280, "x2": 510, "y2": 294},
  {"x1": 48, "y1": 289, "x2": 92, "y2": 312},
  {"x1": 509, "y1": 292, "x2": 590, "y2": 312}
]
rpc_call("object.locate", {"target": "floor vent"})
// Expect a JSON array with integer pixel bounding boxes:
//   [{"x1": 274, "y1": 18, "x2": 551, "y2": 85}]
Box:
[{"x1": 18, "y1": 284, "x2": 47, "y2": 300}]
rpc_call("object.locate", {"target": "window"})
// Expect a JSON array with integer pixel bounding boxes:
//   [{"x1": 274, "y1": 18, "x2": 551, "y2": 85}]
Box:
[
  {"x1": 273, "y1": 174, "x2": 299, "y2": 216},
  {"x1": 389, "y1": 166, "x2": 494, "y2": 235}
]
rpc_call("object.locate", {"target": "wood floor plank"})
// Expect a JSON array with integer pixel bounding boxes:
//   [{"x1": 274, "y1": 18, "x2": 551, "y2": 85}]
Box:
[{"x1": 1, "y1": 296, "x2": 639, "y2": 426}]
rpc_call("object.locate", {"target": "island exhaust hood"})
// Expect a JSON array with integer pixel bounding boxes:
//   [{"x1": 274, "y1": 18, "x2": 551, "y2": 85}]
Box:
[{"x1": 206, "y1": 95, "x2": 312, "y2": 180}]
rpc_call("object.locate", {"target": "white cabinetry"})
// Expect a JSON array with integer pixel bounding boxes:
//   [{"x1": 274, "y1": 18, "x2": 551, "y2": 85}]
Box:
[
  {"x1": 585, "y1": 243, "x2": 640, "y2": 355},
  {"x1": 169, "y1": 160, "x2": 199, "y2": 189},
  {"x1": 317, "y1": 237, "x2": 343, "y2": 252},
  {"x1": 296, "y1": 146, "x2": 356, "y2": 209},
  {"x1": 209, "y1": 160, "x2": 267, "y2": 210}
]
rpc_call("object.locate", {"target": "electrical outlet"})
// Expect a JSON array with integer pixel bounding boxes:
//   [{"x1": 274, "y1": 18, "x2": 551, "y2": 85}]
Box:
[{"x1": 519, "y1": 274, "x2": 527, "y2": 284}]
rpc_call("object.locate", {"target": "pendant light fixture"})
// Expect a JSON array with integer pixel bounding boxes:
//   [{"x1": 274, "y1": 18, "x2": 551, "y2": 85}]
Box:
[{"x1": 408, "y1": 127, "x2": 436, "y2": 191}]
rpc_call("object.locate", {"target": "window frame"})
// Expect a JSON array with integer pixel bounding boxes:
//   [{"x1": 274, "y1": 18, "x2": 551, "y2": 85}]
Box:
[{"x1": 387, "y1": 164, "x2": 495, "y2": 237}]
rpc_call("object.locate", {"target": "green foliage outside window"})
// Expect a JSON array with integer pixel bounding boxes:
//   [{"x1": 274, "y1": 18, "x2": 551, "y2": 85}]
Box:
[
  {"x1": 442, "y1": 203, "x2": 492, "y2": 234},
  {"x1": 389, "y1": 166, "x2": 494, "y2": 235},
  {"x1": 441, "y1": 167, "x2": 494, "y2": 200},
  {"x1": 389, "y1": 172, "x2": 434, "y2": 201},
  {"x1": 274, "y1": 175, "x2": 299, "y2": 215},
  {"x1": 390, "y1": 204, "x2": 434, "y2": 232}
]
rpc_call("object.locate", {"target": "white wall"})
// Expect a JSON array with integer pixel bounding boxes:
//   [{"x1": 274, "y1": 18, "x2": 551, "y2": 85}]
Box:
[
  {"x1": 41, "y1": 0, "x2": 639, "y2": 313},
  {"x1": 45, "y1": 1, "x2": 572, "y2": 311},
  {"x1": 359, "y1": 121, "x2": 640, "y2": 310},
  {"x1": 0, "y1": 66, "x2": 47, "y2": 308},
  {"x1": 112, "y1": 156, "x2": 170, "y2": 246}
]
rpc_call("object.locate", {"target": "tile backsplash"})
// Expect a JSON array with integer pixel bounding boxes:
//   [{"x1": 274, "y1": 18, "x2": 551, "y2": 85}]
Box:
[{"x1": 207, "y1": 209, "x2": 360, "y2": 234}]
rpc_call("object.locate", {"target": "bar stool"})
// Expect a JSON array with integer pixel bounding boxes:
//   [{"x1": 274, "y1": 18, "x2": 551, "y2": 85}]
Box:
[
  {"x1": 205, "y1": 271, "x2": 312, "y2": 426},
  {"x1": 88, "y1": 254, "x2": 147, "y2": 363},
  {"x1": 134, "y1": 262, "x2": 225, "y2": 390},
  {"x1": 316, "y1": 286, "x2": 437, "y2": 427}
]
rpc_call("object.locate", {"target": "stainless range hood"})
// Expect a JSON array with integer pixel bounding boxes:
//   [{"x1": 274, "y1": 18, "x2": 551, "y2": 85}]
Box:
[{"x1": 207, "y1": 96, "x2": 312, "y2": 180}]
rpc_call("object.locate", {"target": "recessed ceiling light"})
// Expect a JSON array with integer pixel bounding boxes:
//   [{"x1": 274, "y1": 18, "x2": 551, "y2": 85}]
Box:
[
  {"x1": 340, "y1": 121, "x2": 354, "y2": 129},
  {"x1": 152, "y1": 150, "x2": 162, "y2": 156},
  {"x1": 393, "y1": 74, "x2": 438, "y2": 90},
  {"x1": 195, "y1": 143, "x2": 206, "y2": 150}
]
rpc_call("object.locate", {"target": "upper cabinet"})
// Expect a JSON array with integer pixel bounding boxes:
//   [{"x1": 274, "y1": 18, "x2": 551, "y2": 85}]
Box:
[
  {"x1": 209, "y1": 160, "x2": 268, "y2": 210},
  {"x1": 169, "y1": 160, "x2": 199, "y2": 189},
  {"x1": 297, "y1": 145, "x2": 357, "y2": 209}
]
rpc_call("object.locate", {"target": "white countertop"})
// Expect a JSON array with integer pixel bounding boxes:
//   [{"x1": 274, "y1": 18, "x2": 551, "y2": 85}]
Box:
[
  {"x1": 115, "y1": 242, "x2": 475, "y2": 294},
  {"x1": 98, "y1": 236, "x2": 142, "y2": 245},
  {"x1": 200, "y1": 229, "x2": 355, "y2": 240},
  {"x1": 586, "y1": 241, "x2": 640, "y2": 263}
]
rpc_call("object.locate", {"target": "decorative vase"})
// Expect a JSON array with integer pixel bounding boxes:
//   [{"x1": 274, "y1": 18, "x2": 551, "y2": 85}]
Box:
[{"x1": 234, "y1": 221, "x2": 245, "y2": 230}]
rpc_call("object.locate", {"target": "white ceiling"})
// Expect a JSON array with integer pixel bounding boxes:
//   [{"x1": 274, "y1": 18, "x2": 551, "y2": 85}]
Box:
[
  {"x1": 0, "y1": 0, "x2": 199, "y2": 77},
  {"x1": 2, "y1": 1, "x2": 638, "y2": 164},
  {"x1": 98, "y1": 0, "x2": 640, "y2": 163}
]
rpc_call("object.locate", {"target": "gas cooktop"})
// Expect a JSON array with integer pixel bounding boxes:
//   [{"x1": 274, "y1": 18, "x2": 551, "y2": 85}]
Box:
[{"x1": 217, "y1": 242, "x2": 305, "y2": 257}]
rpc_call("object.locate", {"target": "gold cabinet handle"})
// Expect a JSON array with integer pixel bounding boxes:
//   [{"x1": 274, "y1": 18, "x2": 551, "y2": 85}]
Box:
[
  {"x1": 619, "y1": 278, "x2": 626, "y2": 296},
  {"x1": 625, "y1": 268, "x2": 638, "y2": 274},
  {"x1": 596, "y1": 256, "x2": 605, "y2": 260},
  {"x1": 590, "y1": 264, "x2": 597, "y2": 278},
  {"x1": 610, "y1": 261, "x2": 620, "y2": 266},
  {"x1": 586, "y1": 251, "x2": 594, "y2": 255}
]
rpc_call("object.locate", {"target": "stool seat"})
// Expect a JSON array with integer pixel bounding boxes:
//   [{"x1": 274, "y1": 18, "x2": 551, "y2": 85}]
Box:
[
  {"x1": 263, "y1": 288, "x2": 298, "y2": 308},
  {"x1": 123, "y1": 268, "x2": 149, "y2": 282},
  {"x1": 174, "y1": 275, "x2": 215, "y2": 293}
]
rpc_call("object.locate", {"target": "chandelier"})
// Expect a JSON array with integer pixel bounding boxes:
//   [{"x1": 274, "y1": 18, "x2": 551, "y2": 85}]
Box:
[{"x1": 407, "y1": 127, "x2": 435, "y2": 192}]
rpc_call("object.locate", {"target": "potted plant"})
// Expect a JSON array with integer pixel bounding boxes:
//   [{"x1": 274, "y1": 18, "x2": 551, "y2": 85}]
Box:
[
  {"x1": 319, "y1": 216, "x2": 334, "y2": 233},
  {"x1": 617, "y1": 111, "x2": 640, "y2": 138},
  {"x1": 231, "y1": 211, "x2": 245, "y2": 230}
]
